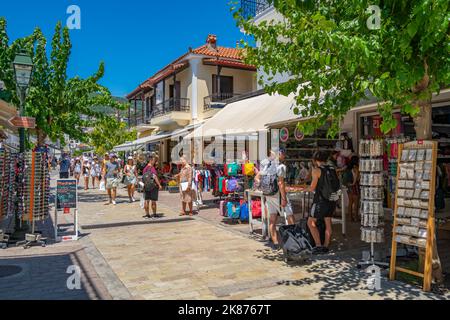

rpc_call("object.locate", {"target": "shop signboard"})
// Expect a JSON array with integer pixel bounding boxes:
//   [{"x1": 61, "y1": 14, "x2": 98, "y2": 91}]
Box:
[
  {"x1": 280, "y1": 128, "x2": 289, "y2": 142},
  {"x1": 54, "y1": 179, "x2": 79, "y2": 242},
  {"x1": 56, "y1": 179, "x2": 77, "y2": 210}
]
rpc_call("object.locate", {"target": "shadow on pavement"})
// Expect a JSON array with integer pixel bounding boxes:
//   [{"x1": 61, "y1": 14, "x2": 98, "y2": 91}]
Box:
[{"x1": 0, "y1": 249, "x2": 110, "y2": 300}]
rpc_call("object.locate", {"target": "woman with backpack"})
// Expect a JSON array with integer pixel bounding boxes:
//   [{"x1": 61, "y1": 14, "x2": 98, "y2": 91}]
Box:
[
  {"x1": 304, "y1": 151, "x2": 341, "y2": 255},
  {"x1": 142, "y1": 155, "x2": 162, "y2": 219},
  {"x1": 342, "y1": 156, "x2": 360, "y2": 222}
]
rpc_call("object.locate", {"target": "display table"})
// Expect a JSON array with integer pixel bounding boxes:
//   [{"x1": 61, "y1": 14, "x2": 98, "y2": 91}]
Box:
[
  {"x1": 246, "y1": 187, "x2": 347, "y2": 239},
  {"x1": 246, "y1": 190, "x2": 269, "y2": 239}
]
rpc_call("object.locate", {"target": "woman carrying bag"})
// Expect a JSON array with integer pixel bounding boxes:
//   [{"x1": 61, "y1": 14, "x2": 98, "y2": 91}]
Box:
[{"x1": 124, "y1": 156, "x2": 138, "y2": 203}]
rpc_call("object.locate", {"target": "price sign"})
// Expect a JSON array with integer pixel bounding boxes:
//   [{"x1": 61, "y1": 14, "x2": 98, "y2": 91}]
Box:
[{"x1": 56, "y1": 180, "x2": 77, "y2": 210}]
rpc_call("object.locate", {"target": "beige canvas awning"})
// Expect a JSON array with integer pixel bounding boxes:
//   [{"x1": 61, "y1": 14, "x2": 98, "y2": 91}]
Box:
[
  {"x1": 0, "y1": 99, "x2": 19, "y2": 132},
  {"x1": 186, "y1": 93, "x2": 298, "y2": 140}
]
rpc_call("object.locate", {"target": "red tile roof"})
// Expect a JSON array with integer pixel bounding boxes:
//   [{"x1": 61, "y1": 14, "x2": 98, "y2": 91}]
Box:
[{"x1": 126, "y1": 36, "x2": 255, "y2": 100}]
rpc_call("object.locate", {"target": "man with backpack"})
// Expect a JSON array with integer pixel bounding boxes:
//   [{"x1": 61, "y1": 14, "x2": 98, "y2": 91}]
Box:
[
  {"x1": 142, "y1": 155, "x2": 163, "y2": 219},
  {"x1": 255, "y1": 149, "x2": 295, "y2": 250},
  {"x1": 304, "y1": 151, "x2": 341, "y2": 254}
]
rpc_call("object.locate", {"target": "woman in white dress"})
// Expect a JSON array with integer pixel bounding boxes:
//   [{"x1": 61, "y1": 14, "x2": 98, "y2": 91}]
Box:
[
  {"x1": 91, "y1": 157, "x2": 101, "y2": 189},
  {"x1": 124, "y1": 157, "x2": 138, "y2": 202}
]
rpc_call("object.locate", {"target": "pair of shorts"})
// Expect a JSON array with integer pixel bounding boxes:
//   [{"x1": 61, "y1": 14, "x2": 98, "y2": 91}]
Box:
[
  {"x1": 310, "y1": 201, "x2": 336, "y2": 220},
  {"x1": 106, "y1": 178, "x2": 120, "y2": 190},
  {"x1": 266, "y1": 195, "x2": 294, "y2": 217},
  {"x1": 60, "y1": 172, "x2": 69, "y2": 179},
  {"x1": 144, "y1": 188, "x2": 159, "y2": 201}
]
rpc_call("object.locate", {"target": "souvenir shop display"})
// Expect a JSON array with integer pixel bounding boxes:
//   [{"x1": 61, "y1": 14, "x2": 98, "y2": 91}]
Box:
[
  {"x1": 390, "y1": 141, "x2": 438, "y2": 292},
  {"x1": 358, "y1": 139, "x2": 388, "y2": 268},
  {"x1": 0, "y1": 148, "x2": 16, "y2": 221},
  {"x1": 216, "y1": 162, "x2": 253, "y2": 223},
  {"x1": 22, "y1": 152, "x2": 50, "y2": 223},
  {"x1": 386, "y1": 137, "x2": 410, "y2": 208}
]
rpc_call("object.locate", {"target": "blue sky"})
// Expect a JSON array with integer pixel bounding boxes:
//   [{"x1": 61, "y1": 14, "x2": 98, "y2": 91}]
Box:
[{"x1": 1, "y1": 0, "x2": 247, "y2": 97}]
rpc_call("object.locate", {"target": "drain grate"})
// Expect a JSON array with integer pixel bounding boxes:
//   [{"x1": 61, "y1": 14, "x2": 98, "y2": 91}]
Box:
[{"x1": 0, "y1": 265, "x2": 23, "y2": 279}]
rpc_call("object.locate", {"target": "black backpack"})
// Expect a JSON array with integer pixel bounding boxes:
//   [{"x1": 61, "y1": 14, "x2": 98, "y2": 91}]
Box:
[
  {"x1": 319, "y1": 166, "x2": 341, "y2": 202},
  {"x1": 142, "y1": 169, "x2": 157, "y2": 192}
]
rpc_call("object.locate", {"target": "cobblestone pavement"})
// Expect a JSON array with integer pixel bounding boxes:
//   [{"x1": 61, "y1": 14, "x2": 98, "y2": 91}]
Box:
[
  {"x1": 1, "y1": 175, "x2": 448, "y2": 300},
  {"x1": 78, "y1": 184, "x2": 448, "y2": 300}
]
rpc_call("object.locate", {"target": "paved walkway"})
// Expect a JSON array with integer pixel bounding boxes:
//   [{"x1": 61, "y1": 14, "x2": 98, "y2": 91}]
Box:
[{"x1": 1, "y1": 175, "x2": 449, "y2": 300}]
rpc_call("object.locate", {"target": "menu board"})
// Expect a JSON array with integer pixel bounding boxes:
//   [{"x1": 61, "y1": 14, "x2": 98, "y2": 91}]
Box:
[
  {"x1": 390, "y1": 140, "x2": 437, "y2": 292},
  {"x1": 56, "y1": 180, "x2": 77, "y2": 210}
]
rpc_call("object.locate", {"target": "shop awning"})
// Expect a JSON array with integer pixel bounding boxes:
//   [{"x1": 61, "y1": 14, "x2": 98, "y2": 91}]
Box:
[
  {"x1": 113, "y1": 131, "x2": 172, "y2": 152},
  {"x1": 113, "y1": 123, "x2": 204, "y2": 152},
  {"x1": 185, "y1": 93, "x2": 297, "y2": 140},
  {"x1": 0, "y1": 99, "x2": 19, "y2": 132}
]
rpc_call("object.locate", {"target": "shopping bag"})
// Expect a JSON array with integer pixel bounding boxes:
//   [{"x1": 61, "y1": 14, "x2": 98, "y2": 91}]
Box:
[
  {"x1": 99, "y1": 180, "x2": 106, "y2": 191},
  {"x1": 140, "y1": 194, "x2": 145, "y2": 209},
  {"x1": 180, "y1": 182, "x2": 189, "y2": 191}
]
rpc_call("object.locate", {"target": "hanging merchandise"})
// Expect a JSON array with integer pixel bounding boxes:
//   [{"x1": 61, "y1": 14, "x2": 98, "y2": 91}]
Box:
[
  {"x1": 358, "y1": 139, "x2": 387, "y2": 269},
  {"x1": 390, "y1": 141, "x2": 438, "y2": 292},
  {"x1": 0, "y1": 149, "x2": 17, "y2": 220}
]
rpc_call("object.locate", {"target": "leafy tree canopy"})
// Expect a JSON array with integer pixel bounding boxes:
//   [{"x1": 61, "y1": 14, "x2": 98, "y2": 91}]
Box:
[
  {"x1": 234, "y1": 0, "x2": 450, "y2": 137},
  {"x1": 0, "y1": 18, "x2": 127, "y2": 146}
]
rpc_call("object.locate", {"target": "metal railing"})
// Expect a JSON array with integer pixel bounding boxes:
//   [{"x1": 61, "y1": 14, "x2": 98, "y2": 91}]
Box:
[
  {"x1": 204, "y1": 93, "x2": 241, "y2": 111},
  {"x1": 152, "y1": 98, "x2": 190, "y2": 118},
  {"x1": 240, "y1": 0, "x2": 272, "y2": 19}
]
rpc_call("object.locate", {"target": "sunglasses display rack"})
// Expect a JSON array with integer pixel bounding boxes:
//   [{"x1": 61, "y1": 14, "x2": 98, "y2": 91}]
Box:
[
  {"x1": 358, "y1": 139, "x2": 389, "y2": 269},
  {"x1": 0, "y1": 149, "x2": 17, "y2": 221},
  {"x1": 390, "y1": 141, "x2": 438, "y2": 292}
]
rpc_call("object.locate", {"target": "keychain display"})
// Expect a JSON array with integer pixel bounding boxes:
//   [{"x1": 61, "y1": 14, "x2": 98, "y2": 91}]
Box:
[
  {"x1": 360, "y1": 159, "x2": 384, "y2": 172},
  {"x1": 359, "y1": 139, "x2": 384, "y2": 157},
  {"x1": 360, "y1": 173, "x2": 384, "y2": 186},
  {"x1": 359, "y1": 138, "x2": 385, "y2": 245}
]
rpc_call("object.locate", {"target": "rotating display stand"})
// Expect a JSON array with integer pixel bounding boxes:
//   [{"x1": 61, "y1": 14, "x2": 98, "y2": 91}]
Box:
[{"x1": 358, "y1": 139, "x2": 389, "y2": 269}]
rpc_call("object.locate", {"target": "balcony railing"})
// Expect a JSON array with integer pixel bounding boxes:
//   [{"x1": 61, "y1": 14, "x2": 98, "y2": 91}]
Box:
[
  {"x1": 152, "y1": 98, "x2": 190, "y2": 118},
  {"x1": 204, "y1": 93, "x2": 241, "y2": 111},
  {"x1": 240, "y1": 0, "x2": 272, "y2": 19}
]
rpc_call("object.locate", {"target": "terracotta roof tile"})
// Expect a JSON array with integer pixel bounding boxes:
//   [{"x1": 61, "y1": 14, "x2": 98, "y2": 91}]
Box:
[{"x1": 127, "y1": 37, "x2": 253, "y2": 99}]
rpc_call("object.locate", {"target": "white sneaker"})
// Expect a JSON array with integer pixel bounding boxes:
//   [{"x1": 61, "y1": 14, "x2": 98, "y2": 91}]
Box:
[
  {"x1": 112, "y1": 200, "x2": 117, "y2": 205},
  {"x1": 132, "y1": 197, "x2": 136, "y2": 202}
]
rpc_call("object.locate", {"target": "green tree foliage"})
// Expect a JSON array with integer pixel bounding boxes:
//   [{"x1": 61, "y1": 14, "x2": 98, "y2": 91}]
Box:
[
  {"x1": 88, "y1": 117, "x2": 137, "y2": 155},
  {"x1": 234, "y1": 0, "x2": 450, "y2": 138},
  {"x1": 0, "y1": 18, "x2": 127, "y2": 146}
]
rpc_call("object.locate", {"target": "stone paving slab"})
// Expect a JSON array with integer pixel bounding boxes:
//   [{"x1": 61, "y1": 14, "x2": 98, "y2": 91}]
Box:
[{"x1": 85, "y1": 217, "x2": 448, "y2": 300}]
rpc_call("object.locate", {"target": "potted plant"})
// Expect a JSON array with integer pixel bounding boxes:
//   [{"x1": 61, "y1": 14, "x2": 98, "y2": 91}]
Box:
[{"x1": 167, "y1": 180, "x2": 179, "y2": 193}]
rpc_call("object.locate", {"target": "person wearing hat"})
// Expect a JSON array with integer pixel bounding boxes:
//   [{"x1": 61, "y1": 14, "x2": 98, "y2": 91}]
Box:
[
  {"x1": 91, "y1": 156, "x2": 101, "y2": 189},
  {"x1": 103, "y1": 154, "x2": 121, "y2": 205},
  {"x1": 255, "y1": 149, "x2": 295, "y2": 250},
  {"x1": 74, "y1": 158, "x2": 82, "y2": 186},
  {"x1": 124, "y1": 156, "x2": 138, "y2": 202}
]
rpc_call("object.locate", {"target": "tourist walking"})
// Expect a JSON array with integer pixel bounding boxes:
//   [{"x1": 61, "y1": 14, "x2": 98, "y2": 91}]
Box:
[
  {"x1": 103, "y1": 154, "x2": 121, "y2": 205},
  {"x1": 74, "y1": 158, "x2": 82, "y2": 185},
  {"x1": 82, "y1": 159, "x2": 91, "y2": 190},
  {"x1": 91, "y1": 156, "x2": 101, "y2": 189},
  {"x1": 58, "y1": 153, "x2": 71, "y2": 179},
  {"x1": 305, "y1": 151, "x2": 340, "y2": 255},
  {"x1": 255, "y1": 149, "x2": 295, "y2": 250},
  {"x1": 177, "y1": 155, "x2": 194, "y2": 217},
  {"x1": 124, "y1": 156, "x2": 138, "y2": 203},
  {"x1": 142, "y1": 155, "x2": 162, "y2": 219}
]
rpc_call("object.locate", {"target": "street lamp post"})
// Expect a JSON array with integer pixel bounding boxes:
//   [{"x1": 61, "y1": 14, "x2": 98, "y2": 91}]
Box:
[
  {"x1": 13, "y1": 52, "x2": 34, "y2": 153},
  {"x1": 12, "y1": 52, "x2": 34, "y2": 232}
]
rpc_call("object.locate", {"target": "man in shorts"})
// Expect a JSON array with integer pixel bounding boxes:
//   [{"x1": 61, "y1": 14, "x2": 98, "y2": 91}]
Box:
[
  {"x1": 256, "y1": 149, "x2": 295, "y2": 250},
  {"x1": 103, "y1": 154, "x2": 121, "y2": 205}
]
